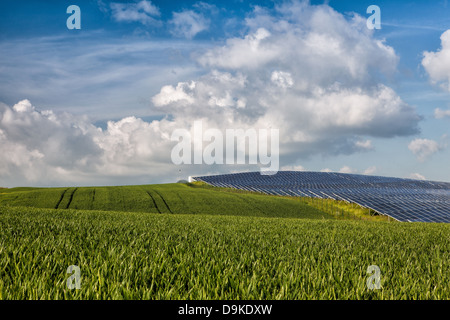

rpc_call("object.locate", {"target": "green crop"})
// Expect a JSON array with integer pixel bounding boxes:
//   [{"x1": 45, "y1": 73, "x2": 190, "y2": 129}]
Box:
[
  {"x1": 0, "y1": 183, "x2": 332, "y2": 219},
  {"x1": 0, "y1": 206, "x2": 448, "y2": 299},
  {"x1": 0, "y1": 183, "x2": 448, "y2": 300}
]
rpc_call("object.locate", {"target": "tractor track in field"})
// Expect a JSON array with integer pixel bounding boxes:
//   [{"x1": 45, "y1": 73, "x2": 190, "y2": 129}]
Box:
[
  {"x1": 55, "y1": 189, "x2": 68, "y2": 209},
  {"x1": 142, "y1": 189, "x2": 161, "y2": 213},
  {"x1": 90, "y1": 188, "x2": 96, "y2": 210},
  {"x1": 66, "y1": 188, "x2": 78, "y2": 209},
  {"x1": 153, "y1": 189, "x2": 173, "y2": 214}
]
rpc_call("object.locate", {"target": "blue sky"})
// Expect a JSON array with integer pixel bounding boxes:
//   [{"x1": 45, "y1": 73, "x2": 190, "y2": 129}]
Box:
[{"x1": 0, "y1": 0, "x2": 450, "y2": 186}]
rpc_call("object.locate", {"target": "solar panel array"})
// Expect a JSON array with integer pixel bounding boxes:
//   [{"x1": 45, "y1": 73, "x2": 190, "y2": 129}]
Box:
[{"x1": 193, "y1": 171, "x2": 450, "y2": 223}]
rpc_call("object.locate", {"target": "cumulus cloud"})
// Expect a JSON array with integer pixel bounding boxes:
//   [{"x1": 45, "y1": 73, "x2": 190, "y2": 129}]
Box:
[
  {"x1": 271, "y1": 71, "x2": 294, "y2": 88},
  {"x1": 109, "y1": 0, "x2": 160, "y2": 25},
  {"x1": 409, "y1": 173, "x2": 426, "y2": 181},
  {"x1": 1, "y1": 100, "x2": 100, "y2": 184},
  {"x1": 434, "y1": 108, "x2": 450, "y2": 119},
  {"x1": 339, "y1": 166, "x2": 357, "y2": 174},
  {"x1": 198, "y1": 28, "x2": 277, "y2": 70},
  {"x1": 152, "y1": 81, "x2": 196, "y2": 107},
  {"x1": 280, "y1": 164, "x2": 306, "y2": 171},
  {"x1": 363, "y1": 166, "x2": 377, "y2": 175},
  {"x1": 0, "y1": 100, "x2": 182, "y2": 186},
  {"x1": 422, "y1": 30, "x2": 450, "y2": 91},
  {"x1": 408, "y1": 138, "x2": 441, "y2": 162},
  {"x1": 169, "y1": 10, "x2": 210, "y2": 39},
  {"x1": 319, "y1": 166, "x2": 376, "y2": 175},
  {"x1": 154, "y1": 2, "x2": 420, "y2": 165},
  {"x1": 355, "y1": 140, "x2": 373, "y2": 151}
]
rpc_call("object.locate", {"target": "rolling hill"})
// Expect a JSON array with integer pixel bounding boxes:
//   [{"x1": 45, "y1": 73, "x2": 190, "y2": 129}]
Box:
[
  {"x1": 0, "y1": 183, "x2": 331, "y2": 219},
  {"x1": 0, "y1": 182, "x2": 448, "y2": 299}
]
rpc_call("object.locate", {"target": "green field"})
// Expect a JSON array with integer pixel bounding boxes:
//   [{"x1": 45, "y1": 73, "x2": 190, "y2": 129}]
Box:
[
  {"x1": 0, "y1": 183, "x2": 331, "y2": 219},
  {"x1": 0, "y1": 183, "x2": 449, "y2": 299}
]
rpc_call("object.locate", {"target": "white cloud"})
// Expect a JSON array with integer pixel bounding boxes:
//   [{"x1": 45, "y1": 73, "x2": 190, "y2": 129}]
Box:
[
  {"x1": 3, "y1": 99, "x2": 277, "y2": 187},
  {"x1": 1, "y1": 100, "x2": 101, "y2": 184},
  {"x1": 198, "y1": 28, "x2": 277, "y2": 70},
  {"x1": 271, "y1": 71, "x2": 294, "y2": 88},
  {"x1": 409, "y1": 173, "x2": 426, "y2": 181},
  {"x1": 434, "y1": 108, "x2": 450, "y2": 119},
  {"x1": 280, "y1": 164, "x2": 306, "y2": 171},
  {"x1": 355, "y1": 140, "x2": 373, "y2": 151},
  {"x1": 318, "y1": 166, "x2": 376, "y2": 175},
  {"x1": 408, "y1": 138, "x2": 441, "y2": 162},
  {"x1": 152, "y1": 81, "x2": 196, "y2": 107},
  {"x1": 169, "y1": 10, "x2": 210, "y2": 39},
  {"x1": 339, "y1": 166, "x2": 357, "y2": 174},
  {"x1": 363, "y1": 166, "x2": 377, "y2": 175},
  {"x1": 422, "y1": 30, "x2": 450, "y2": 91},
  {"x1": 154, "y1": 2, "x2": 421, "y2": 163},
  {"x1": 110, "y1": 0, "x2": 160, "y2": 25},
  {"x1": 0, "y1": 100, "x2": 183, "y2": 186}
]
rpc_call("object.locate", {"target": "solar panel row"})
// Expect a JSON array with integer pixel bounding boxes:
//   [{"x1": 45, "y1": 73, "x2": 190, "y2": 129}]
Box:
[{"x1": 193, "y1": 171, "x2": 450, "y2": 223}]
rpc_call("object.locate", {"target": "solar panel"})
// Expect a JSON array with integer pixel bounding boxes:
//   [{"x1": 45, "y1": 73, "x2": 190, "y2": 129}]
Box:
[{"x1": 193, "y1": 171, "x2": 450, "y2": 223}]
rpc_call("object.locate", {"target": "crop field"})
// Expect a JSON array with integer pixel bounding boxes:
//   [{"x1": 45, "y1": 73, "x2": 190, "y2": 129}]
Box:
[
  {"x1": 0, "y1": 183, "x2": 449, "y2": 299},
  {"x1": 0, "y1": 183, "x2": 332, "y2": 219}
]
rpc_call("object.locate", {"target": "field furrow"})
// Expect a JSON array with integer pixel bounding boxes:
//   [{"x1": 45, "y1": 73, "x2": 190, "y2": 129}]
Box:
[
  {"x1": 66, "y1": 188, "x2": 78, "y2": 209},
  {"x1": 54, "y1": 189, "x2": 68, "y2": 209},
  {"x1": 142, "y1": 188, "x2": 161, "y2": 213}
]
